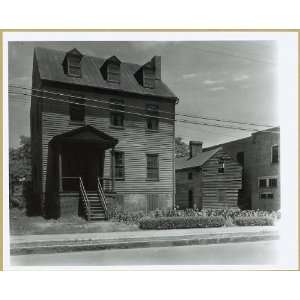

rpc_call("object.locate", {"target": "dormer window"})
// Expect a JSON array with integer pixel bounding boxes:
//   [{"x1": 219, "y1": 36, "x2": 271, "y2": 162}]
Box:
[
  {"x1": 101, "y1": 56, "x2": 121, "y2": 83},
  {"x1": 143, "y1": 64, "x2": 155, "y2": 89},
  {"x1": 135, "y1": 56, "x2": 161, "y2": 89},
  {"x1": 63, "y1": 48, "x2": 83, "y2": 78}
]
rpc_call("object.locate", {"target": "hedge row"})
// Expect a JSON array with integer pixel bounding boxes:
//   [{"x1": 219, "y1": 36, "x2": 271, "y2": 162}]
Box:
[
  {"x1": 139, "y1": 216, "x2": 225, "y2": 230},
  {"x1": 234, "y1": 216, "x2": 274, "y2": 226}
]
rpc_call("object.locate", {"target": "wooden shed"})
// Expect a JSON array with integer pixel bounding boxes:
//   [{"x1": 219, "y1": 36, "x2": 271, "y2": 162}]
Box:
[
  {"x1": 30, "y1": 47, "x2": 178, "y2": 220},
  {"x1": 175, "y1": 141, "x2": 242, "y2": 209}
]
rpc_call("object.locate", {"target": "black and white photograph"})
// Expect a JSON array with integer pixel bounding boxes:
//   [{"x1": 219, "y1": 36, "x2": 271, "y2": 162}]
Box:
[{"x1": 3, "y1": 32, "x2": 298, "y2": 270}]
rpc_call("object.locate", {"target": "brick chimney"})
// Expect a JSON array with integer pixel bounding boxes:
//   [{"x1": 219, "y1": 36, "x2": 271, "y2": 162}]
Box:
[
  {"x1": 151, "y1": 56, "x2": 161, "y2": 80},
  {"x1": 189, "y1": 141, "x2": 203, "y2": 158}
]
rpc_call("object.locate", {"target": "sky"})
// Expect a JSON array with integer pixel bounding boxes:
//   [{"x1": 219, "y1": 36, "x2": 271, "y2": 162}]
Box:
[{"x1": 8, "y1": 41, "x2": 278, "y2": 148}]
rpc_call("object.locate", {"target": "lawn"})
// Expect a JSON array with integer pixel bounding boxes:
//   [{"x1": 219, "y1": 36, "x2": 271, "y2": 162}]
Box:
[{"x1": 9, "y1": 208, "x2": 139, "y2": 236}]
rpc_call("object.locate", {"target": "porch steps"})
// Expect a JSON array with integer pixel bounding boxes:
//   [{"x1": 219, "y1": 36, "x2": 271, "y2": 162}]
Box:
[{"x1": 86, "y1": 192, "x2": 106, "y2": 221}]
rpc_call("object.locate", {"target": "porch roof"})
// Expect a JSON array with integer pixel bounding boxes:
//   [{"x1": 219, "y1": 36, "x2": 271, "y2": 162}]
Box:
[{"x1": 50, "y1": 125, "x2": 118, "y2": 148}]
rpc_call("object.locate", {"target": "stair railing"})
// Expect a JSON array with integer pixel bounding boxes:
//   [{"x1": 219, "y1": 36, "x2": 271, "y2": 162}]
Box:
[
  {"x1": 97, "y1": 177, "x2": 108, "y2": 220},
  {"x1": 79, "y1": 177, "x2": 90, "y2": 221}
]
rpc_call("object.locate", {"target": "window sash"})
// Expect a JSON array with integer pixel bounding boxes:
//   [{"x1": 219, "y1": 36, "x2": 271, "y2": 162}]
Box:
[
  {"x1": 272, "y1": 145, "x2": 279, "y2": 163},
  {"x1": 69, "y1": 99, "x2": 85, "y2": 122},
  {"x1": 147, "y1": 154, "x2": 159, "y2": 180},
  {"x1": 114, "y1": 152, "x2": 125, "y2": 179},
  {"x1": 110, "y1": 100, "x2": 125, "y2": 127},
  {"x1": 258, "y1": 177, "x2": 278, "y2": 188},
  {"x1": 146, "y1": 104, "x2": 159, "y2": 130}
]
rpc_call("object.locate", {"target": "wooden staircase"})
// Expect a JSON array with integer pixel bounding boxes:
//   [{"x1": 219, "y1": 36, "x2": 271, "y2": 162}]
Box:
[{"x1": 86, "y1": 191, "x2": 106, "y2": 221}]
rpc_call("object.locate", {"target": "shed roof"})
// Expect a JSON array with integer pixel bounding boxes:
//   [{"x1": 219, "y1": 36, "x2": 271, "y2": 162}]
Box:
[
  {"x1": 34, "y1": 47, "x2": 178, "y2": 101},
  {"x1": 175, "y1": 147, "x2": 222, "y2": 171}
]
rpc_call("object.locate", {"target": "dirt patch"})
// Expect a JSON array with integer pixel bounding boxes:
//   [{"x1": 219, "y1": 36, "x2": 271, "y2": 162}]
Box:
[{"x1": 10, "y1": 208, "x2": 139, "y2": 235}]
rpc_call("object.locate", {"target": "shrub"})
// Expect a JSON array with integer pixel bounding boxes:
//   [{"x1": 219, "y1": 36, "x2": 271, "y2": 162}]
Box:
[
  {"x1": 108, "y1": 208, "x2": 146, "y2": 224},
  {"x1": 139, "y1": 216, "x2": 225, "y2": 230},
  {"x1": 234, "y1": 216, "x2": 274, "y2": 226}
]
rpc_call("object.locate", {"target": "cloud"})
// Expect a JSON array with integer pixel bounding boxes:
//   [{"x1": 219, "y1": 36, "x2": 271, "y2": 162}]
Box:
[
  {"x1": 209, "y1": 86, "x2": 226, "y2": 92},
  {"x1": 233, "y1": 74, "x2": 250, "y2": 82},
  {"x1": 203, "y1": 79, "x2": 224, "y2": 85},
  {"x1": 182, "y1": 73, "x2": 198, "y2": 79}
]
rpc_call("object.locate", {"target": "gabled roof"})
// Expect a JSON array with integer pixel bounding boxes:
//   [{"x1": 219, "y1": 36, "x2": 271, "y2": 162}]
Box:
[
  {"x1": 65, "y1": 48, "x2": 83, "y2": 58},
  {"x1": 34, "y1": 47, "x2": 178, "y2": 101},
  {"x1": 175, "y1": 147, "x2": 222, "y2": 171},
  {"x1": 50, "y1": 125, "x2": 118, "y2": 148}
]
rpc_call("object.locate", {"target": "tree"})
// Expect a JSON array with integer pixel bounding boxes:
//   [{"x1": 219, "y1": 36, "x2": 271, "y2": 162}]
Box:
[
  {"x1": 175, "y1": 137, "x2": 189, "y2": 158},
  {"x1": 9, "y1": 136, "x2": 31, "y2": 207}
]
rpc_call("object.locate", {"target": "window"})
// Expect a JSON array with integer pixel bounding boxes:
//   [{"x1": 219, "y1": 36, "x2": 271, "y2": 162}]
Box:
[
  {"x1": 143, "y1": 67, "x2": 155, "y2": 88},
  {"x1": 260, "y1": 192, "x2": 274, "y2": 200},
  {"x1": 218, "y1": 158, "x2": 225, "y2": 173},
  {"x1": 258, "y1": 177, "x2": 278, "y2": 188},
  {"x1": 188, "y1": 189, "x2": 194, "y2": 208},
  {"x1": 107, "y1": 62, "x2": 120, "y2": 83},
  {"x1": 146, "y1": 154, "x2": 159, "y2": 180},
  {"x1": 237, "y1": 152, "x2": 244, "y2": 166},
  {"x1": 271, "y1": 145, "x2": 279, "y2": 163},
  {"x1": 113, "y1": 151, "x2": 125, "y2": 180},
  {"x1": 188, "y1": 172, "x2": 193, "y2": 180},
  {"x1": 259, "y1": 179, "x2": 267, "y2": 188},
  {"x1": 70, "y1": 98, "x2": 85, "y2": 122},
  {"x1": 146, "y1": 104, "x2": 159, "y2": 131},
  {"x1": 147, "y1": 194, "x2": 159, "y2": 211},
  {"x1": 110, "y1": 99, "x2": 124, "y2": 127},
  {"x1": 68, "y1": 56, "x2": 81, "y2": 77},
  {"x1": 269, "y1": 178, "x2": 277, "y2": 188}
]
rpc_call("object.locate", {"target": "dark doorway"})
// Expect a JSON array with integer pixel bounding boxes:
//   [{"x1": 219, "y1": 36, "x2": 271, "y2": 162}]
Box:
[
  {"x1": 188, "y1": 189, "x2": 194, "y2": 208},
  {"x1": 62, "y1": 143, "x2": 105, "y2": 191}
]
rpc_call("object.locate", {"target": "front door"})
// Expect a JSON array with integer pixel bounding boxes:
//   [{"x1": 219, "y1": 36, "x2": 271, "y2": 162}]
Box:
[{"x1": 62, "y1": 143, "x2": 104, "y2": 191}]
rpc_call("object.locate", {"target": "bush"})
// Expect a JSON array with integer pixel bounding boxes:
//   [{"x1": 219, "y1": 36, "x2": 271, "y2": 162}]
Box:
[
  {"x1": 234, "y1": 216, "x2": 274, "y2": 226},
  {"x1": 108, "y1": 208, "x2": 146, "y2": 224},
  {"x1": 139, "y1": 216, "x2": 225, "y2": 230}
]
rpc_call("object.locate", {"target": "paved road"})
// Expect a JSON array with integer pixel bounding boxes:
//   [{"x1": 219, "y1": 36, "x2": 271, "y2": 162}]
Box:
[{"x1": 10, "y1": 240, "x2": 280, "y2": 267}]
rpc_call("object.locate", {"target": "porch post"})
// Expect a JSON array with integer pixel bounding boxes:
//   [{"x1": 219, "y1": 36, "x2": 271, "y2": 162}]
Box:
[
  {"x1": 58, "y1": 145, "x2": 63, "y2": 192},
  {"x1": 111, "y1": 147, "x2": 115, "y2": 192}
]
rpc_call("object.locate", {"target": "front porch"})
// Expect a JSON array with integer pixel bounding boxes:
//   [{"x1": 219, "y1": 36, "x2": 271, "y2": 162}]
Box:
[{"x1": 45, "y1": 125, "x2": 119, "y2": 220}]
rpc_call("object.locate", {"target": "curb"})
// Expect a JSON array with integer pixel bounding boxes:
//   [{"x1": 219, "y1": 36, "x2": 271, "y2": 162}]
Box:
[{"x1": 10, "y1": 232, "x2": 279, "y2": 256}]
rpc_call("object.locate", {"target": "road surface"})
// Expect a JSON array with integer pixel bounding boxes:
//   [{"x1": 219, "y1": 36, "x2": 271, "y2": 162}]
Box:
[{"x1": 10, "y1": 240, "x2": 280, "y2": 266}]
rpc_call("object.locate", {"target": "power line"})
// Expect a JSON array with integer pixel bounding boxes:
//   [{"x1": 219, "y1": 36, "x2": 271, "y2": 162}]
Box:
[
  {"x1": 8, "y1": 90, "x2": 280, "y2": 135},
  {"x1": 8, "y1": 84, "x2": 276, "y2": 128}
]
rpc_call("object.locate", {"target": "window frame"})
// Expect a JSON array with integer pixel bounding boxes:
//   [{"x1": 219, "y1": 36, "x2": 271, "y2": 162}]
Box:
[
  {"x1": 69, "y1": 97, "x2": 85, "y2": 124},
  {"x1": 260, "y1": 192, "x2": 274, "y2": 200},
  {"x1": 188, "y1": 172, "x2": 193, "y2": 180},
  {"x1": 67, "y1": 56, "x2": 82, "y2": 77},
  {"x1": 258, "y1": 176, "x2": 278, "y2": 189},
  {"x1": 271, "y1": 144, "x2": 279, "y2": 164},
  {"x1": 218, "y1": 158, "x2": 225, "y2": 173},
  {"x1": 113, "y1": 151, "x2": 125, "y2": 180},
  {"x1": 110, "y1": 99, "x2": 125, "y2": 128},
  {"x1": 143, "y1": 67, "x2": 155, "y2": 89},
  {"x1": 145, "y1": 103, "x2": 159, "y2": 131},
  {"x1": 146, "y1": 153, "x2": 159, "y2": 181},
  {"x1": 107, "y1": 62, "x2": 120, "y2": 83}
]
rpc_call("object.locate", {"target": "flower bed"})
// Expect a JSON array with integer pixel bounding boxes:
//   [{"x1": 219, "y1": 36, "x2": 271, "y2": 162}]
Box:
[
  {"x1": 108, "y1": 206, "x2": 280, "y2": 227},
  {"x1": 139, "y1": 216, "x2": 225, "y2": 230},
  {"x1": 233, "y1": 216, "x2": 275, "y2": 226}
]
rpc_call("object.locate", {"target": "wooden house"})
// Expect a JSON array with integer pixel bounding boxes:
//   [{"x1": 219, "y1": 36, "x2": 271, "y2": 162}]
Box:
[
  {"x1": 30, "y1": 47, "x2": 178, "y2": 220},
  {"x1": 205, "y1": 127, "x2": 280, "y2": 210},
  {"x1": 175, "y1": 141, "x2": 242, "y2": 209}
]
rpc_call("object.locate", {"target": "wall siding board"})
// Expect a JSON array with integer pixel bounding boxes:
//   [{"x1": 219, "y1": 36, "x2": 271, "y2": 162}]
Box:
[
  {"x1": 176, "y1": 149, "x2": 242, "y2": 209},
  {"x1": 36, "y1": 84, "x2": 175, "y2": 213}
]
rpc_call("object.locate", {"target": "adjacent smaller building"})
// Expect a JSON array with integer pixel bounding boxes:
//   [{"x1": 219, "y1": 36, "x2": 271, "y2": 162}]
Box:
[{"x1": 175, "y1": 141, "x2": 242, "y2": 209}]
